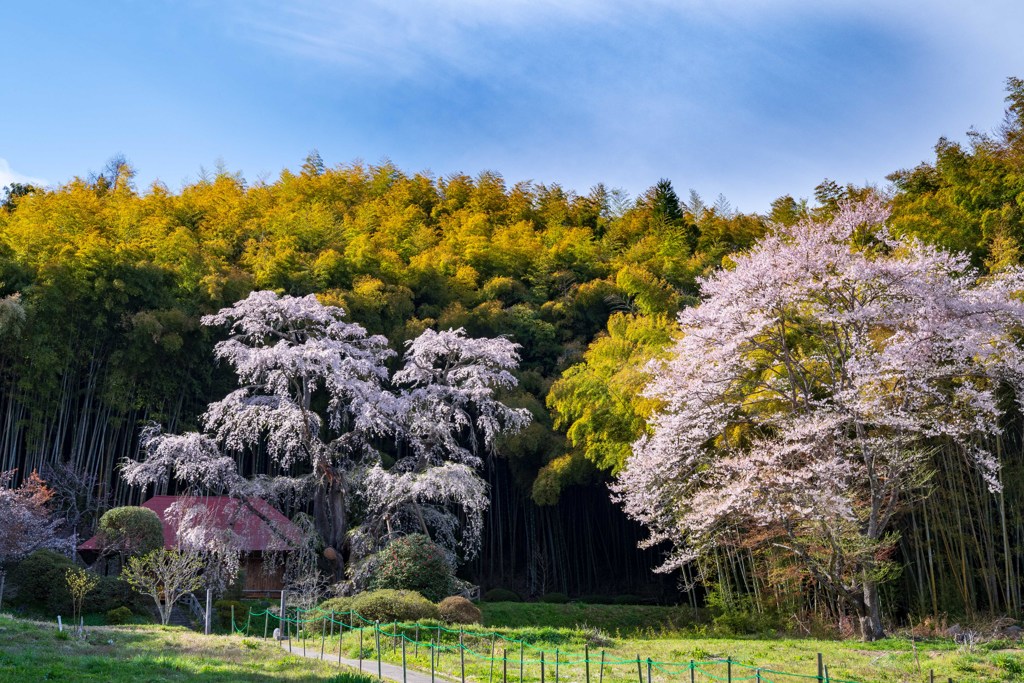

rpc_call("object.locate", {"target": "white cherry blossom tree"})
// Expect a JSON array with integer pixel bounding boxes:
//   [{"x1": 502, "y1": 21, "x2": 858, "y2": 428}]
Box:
[
  {"x1": 615, "y1": 199, "x2": 1024, "y2": 640},
  {"x1": 123, "y1": 291, "x2": 530, "y2": 579}
]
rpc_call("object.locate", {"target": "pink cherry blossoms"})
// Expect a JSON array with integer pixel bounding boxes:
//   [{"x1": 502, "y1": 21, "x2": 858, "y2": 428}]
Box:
[
  {"x1": 122, "y1": 291, "x2": 530, "y2": 578},
  {"x1": 614, "y1": 198, "x2": 1024, "y2": 639}
]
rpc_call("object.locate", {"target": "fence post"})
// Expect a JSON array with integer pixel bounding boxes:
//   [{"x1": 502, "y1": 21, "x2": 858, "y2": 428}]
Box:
[
  {"x1": 321, "y1": 612, "x2": 326, "y2": 660},
  {"x1": 431, "y1": 633, "x2": 436, "y2": 683},
  {"x1": 359, "y1": 626, "x2": 364, "y2": 672},
  {"x1": 727, "y1": 656, "x2": 732, "y2": 683},
  {"x1": 636, "y1": 655, "x2": 642, "y2": 683},
  {"x1": 555, "y1": 648, "x2": 560, "y2": 683},
  {"x1": 689, "y1": 659, "x2": 695, "y2": 683},
  {"x1": 520, "y1": 641, "x2": 525, "y2": 683},
  {"x1": 600, "y1": 651, "x2": 605, "y2": 683},
  {"x1": 817, "y1": 653, "x2": 823, "y2": 683},
  {"x1": 460, "y1": 628, "x2": 467, "y2": 683},
  {"x1": 338, "y1": 614, "x2": 343, "y2": 666},
  {"x1": 504, "y1": 647, "x2": 508, "y2": 683},
  {"x1": 403, "y1": 636, "x2": 408, "y2": 683},
  {"x1": 756, "y1": 668, "x2": 761, "y2": 682},
  {"x1": 585, "y1": 644, "x2": 590, "y2": 683},
  {"x1": 647, "y1": 657, "x2": 652, "y2": 683},
  {"x1": 541, "y1": 651, "x2": 546, "y2": 683},
  {"x1": 231, "y1": 605, "x2": 235, "y2": 634},
  {"x1": 490, "y1": 637, "x2": 497, "y2": 683},
  {"x1": 205, "y1": 588, "x2": 213, "y2": 636},
  {"x1": 929, "y1": 671, "x2": 934, "y2": 683},
  {"x1": 824, "y1": 664, "x2": 830, "y2": 683},
  {"x1": 416, "y1": 625, "x2": 420, "y2": 658},
  {"x1": 376, "y1": 621, "x2": 383, "y2": 681}
]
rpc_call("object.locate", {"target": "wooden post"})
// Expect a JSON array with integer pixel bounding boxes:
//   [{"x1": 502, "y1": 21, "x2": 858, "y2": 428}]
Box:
[
  {"x1": 360, "y1": 626, "x2": 364, "y2": 672},
  {"x1": 279, "y1": 590, "x2": 287, "y2": 638},
  {"x1": 504, "y1": 647, "x2": 508, "y2": 683},
  {"x1": 636, "y1": 655, "x2": 642, "y2": 683},
  {"x1": 287, "y1": 609, "x2": 293, "y2": 653},
  {"x1": 824, "y1": 664, "x2": 830, "y2": 683},
  {"x1": 647, "y1": 657, "x2": 652, "y2": 683},
  {"x1": 460, "y1": 629, "x2": 466, "y2": 683},
  {"x1": 585, "y1": 644, "x2": 590, "y2": 683},
  {"x1": 689, "y1": 659, "x2": 694, "y2": 683},
  {"x1": 756, "y1": 669, "x2": 761, "y2": 682},
  {"x1": 520, "y1": 641, "x2": 525, "y2": 683},
  {"x1": 338, "y1": 615, "x2": 344, "y2": 666},
  {"x1": 403, "y1": 636, "x2": 408, "y2": 683},
  {"x1": 541, "y1": 651, "x2": 546, "y2": 683},
  {"x1": 431, "y1": 633, "x2": 436, "y2": 683},
  {"x1": 490, "y1": 636, "x2": 497, "y2": 683},
  {"x1": 727, "y1": 657, "x2": 732, "y2": 683},
  {"x1": 264, "y1": 611, "x2": 269, "y2": 639},
  {"x1": 817, "y1": 653, "x2": 823, "y2": 683},
  {"x1": 376, "y1": 621, "x2": 383, "y2": 681},
  {"x1": 555, "y1": 648, "x2": 560, "y2": 683},
  {"x1": 321, "y1": 612, "x2": 326, "y2": 660},
  {"x1": 205, "y1": 588, "x2": 213, "y2": 636},
  {"x1": 929, "y1": 671, "x2": 934, "y2": 683},
  {"x1": 599, "y1": 651, "x2": 605, "y2": 683}
]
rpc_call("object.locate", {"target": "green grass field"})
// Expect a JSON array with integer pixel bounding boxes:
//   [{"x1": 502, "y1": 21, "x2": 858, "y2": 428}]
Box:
[
  {"x1": 276, "y1": 605, "x2": 1024, "y2": 683},
  {"x1": 0, "y1": 613, "x2": 370, "y2": 682}
]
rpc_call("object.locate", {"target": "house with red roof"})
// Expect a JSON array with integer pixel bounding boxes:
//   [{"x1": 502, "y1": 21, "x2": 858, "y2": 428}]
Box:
[{"x1": 78, "y1": 495, "x2": 304, "y2": 596}]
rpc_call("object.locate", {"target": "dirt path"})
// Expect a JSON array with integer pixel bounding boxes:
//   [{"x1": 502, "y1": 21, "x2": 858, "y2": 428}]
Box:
[{"x1": 281, "y1": 638, "x2": 458, "y2": 683}]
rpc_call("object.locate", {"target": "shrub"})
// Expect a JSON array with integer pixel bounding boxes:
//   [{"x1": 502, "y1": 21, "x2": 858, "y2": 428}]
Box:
[
  {"x1": 438, "y1": 596, "x2": 481, "y2": 624},
  {"x1": 84, "y1": 575, "x2": 141, "y2": 614},
  {"x1": 369, "y1": 535, "x2": 455, "y2": 602},
  {"x1": 541, "y1": 592, "x2": 569, "y2": 604},
  {"x1": 612, "y1": 595, "x2": 642, "y2": 605},
  {"x1": 578, "y1": 595, "x2": 614, "y2": 605},
  {"x1": 106, "y1": 606, "x2": 133, "y2": 625},
  {"x1": 319, "y1": 596, "x2": 354, "y2": 616},
  {"x1": 97, "y1": 507, "x2": 164, "y2": 560},
  {"x1": 10, "y1": 549, "x2": 75, "y2": 609},
  {"x1": 483, "y1": 588, "x2": 521, "y2": 603},
  {"x1": 351, "y1": 590, "x2": 439, "y2": 623}
]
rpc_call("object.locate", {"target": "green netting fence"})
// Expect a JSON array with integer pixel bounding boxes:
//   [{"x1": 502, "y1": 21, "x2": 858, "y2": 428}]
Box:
[{"x1": 222, "y1": 603, "x2": 954, "y2": 683}]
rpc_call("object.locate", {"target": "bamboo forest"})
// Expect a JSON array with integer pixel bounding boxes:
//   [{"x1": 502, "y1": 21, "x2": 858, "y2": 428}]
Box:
[{"x1": 6, "y1": 75, "x2": 1024, "y2": 637}]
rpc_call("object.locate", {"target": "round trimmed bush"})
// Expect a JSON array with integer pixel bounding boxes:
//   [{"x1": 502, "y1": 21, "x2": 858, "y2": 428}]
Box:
[
  {"x1": 370, "y1": 534, "x2": 454, "y2": 602},
  {"x1": 541, "y1": 592, "x2": 569, "y2": 604},
  {"x1": 351, "y1": 589, "x2": 439, "y2": 623},
  {"x1": 10, "y1": 549, "x2": 75, "y2": 609},
  {"x1": 97, "y1": 506, "x2": 164, "y2": 559},
  {"x1": 106, "y1": 606, "x2": 133, "y2": 625},
  {"x1": 483, "y1": 588, "x2": 521, "y2": 603},
  {"x1": 319, "y1": 596, "x2": 353, "y2": 615},
  {"x1": 438, "y1": 596, "x2": 481, "y2": 624}
]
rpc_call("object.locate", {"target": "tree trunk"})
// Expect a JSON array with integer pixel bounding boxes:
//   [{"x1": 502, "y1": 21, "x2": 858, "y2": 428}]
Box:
[
  {"x1": 313, "y1": 476, "x2": 348, "y2": 581},
  {"x1": 858, "y1": 578, "x2": 885, "y2": 641}
]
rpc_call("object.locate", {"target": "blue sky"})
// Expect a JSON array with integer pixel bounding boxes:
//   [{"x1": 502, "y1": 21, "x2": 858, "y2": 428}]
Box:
[{"x1": 3, "y1": 1, "x2": 1023, "y2": 212}]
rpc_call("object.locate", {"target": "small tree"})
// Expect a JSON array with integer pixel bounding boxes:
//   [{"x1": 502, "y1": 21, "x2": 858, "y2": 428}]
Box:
[
  {"x1": 121, "y1": 549, "x2": 203, "y2": 626},
  {"x1": 65, "y1": 567, "x2": 98, "y2": 632},
  {"x1": 97, "y1": 506, "x2": 165, "y2": 570}
]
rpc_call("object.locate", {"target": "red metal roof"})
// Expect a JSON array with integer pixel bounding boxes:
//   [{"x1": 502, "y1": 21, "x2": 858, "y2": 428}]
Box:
[{"x1": 78, "y1": 495, "x2": 303, "y2": 553}]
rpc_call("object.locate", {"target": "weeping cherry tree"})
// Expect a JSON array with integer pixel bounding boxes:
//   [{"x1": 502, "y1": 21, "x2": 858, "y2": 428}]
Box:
[
  {"x1": 123, "y1": 291, "x2": 530, "y2": 579},
  {"x1": 615, "y1": 199, "x2": 1024, "y2": 640}
]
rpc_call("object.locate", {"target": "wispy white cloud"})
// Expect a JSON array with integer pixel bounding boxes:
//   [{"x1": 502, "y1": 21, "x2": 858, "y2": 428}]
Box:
[{"x1": 0, "y1": 159, "x2": 46, "y2": 189}]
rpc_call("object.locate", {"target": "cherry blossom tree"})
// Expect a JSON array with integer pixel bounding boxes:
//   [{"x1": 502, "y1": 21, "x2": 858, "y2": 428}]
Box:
[
  {"x1": 615, "y1": 199, "x2": 1024, "y2": 640},
  {"x1": 123, "y1": 291, "x2": 530, "y2": 579}
]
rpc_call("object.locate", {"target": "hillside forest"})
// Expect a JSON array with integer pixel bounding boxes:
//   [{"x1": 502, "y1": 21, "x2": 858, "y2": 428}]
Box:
[{"x1": 4, "y1": 78, "x2": 1024, "y2": 627}]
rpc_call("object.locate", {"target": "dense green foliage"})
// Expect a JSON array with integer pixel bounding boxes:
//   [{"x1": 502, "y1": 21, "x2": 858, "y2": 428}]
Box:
[
  {"x1": 96, "y1": 507, "x2": 164, "y2": 560},
  {"x1": 369, "y1": 535, "x2": 455, "y2": 602},
  {"x1": 349, "y1": 589, "x2": 439, "y2": 623}
]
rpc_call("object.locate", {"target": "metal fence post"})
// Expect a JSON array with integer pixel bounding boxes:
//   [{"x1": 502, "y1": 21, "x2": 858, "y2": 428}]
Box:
[
  {"x1": 376, "y1": 621, "x2": 382, "y2": 681},
  {"x1": 636, "y1": 655, "x2": 642, "y2": 683},
  {"x1": 403, "y1": 636, "x2": 408, "y2": 683},
  {"x1": 600, "y1": 651, "x2": 605, "y2": 683},
  {"x1": 817, "y1": 653, "x2": 823, "y2": 683},
  {"x1": 460, "y1": 628, "x2": 466, "y2": 683},
  {"x1": 585, "y1": 644, "x2": 590, "y2": 683}
]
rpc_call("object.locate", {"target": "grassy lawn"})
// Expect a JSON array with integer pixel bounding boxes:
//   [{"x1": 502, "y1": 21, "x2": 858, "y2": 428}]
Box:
[
  {"x1": 274, "y1": 609, "x2": 1024, "y2": 683},
  {"x1": 0, "y1": 613, "x2": 370, "y2": 682}
]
